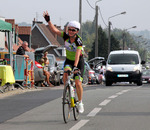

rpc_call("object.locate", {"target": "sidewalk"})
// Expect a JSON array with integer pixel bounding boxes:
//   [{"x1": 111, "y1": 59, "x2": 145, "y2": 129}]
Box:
[
  {"x1": 0, "y1": 85, "x2": 64, "y2": 99},
  {"x1": 0, "y1": 84, "x2": 87, "y2": 99}
]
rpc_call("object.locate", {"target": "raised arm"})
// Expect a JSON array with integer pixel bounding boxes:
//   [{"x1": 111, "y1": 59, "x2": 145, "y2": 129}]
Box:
[{"x1": 43, "y1": 11, "x2": 61, "y2": 36}]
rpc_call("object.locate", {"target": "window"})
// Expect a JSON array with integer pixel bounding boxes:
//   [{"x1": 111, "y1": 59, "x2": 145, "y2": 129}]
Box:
[
  {"x1": 47, "y1": 56, "x2": 54, "y2": 66},
  {"x1": 108, "y1": 54, "x2": 139, "y2": 64}
]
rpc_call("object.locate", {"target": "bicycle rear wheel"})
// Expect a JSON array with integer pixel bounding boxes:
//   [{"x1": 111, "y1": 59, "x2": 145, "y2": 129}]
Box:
[
  {"x1": 62, "y1": 85, "x2": 71, "y2": 123},
  {"x1": 73, "y1": 87, "x2": 79, "y2": 120}
]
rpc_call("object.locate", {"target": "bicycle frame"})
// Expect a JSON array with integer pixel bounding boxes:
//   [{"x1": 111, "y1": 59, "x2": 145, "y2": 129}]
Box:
[
  {"x1": 62, "y1": 70, "x2": 80, "y2": 123},
  {"x1": 65, "y1": 70, "x2": 75, "y2": 107}
]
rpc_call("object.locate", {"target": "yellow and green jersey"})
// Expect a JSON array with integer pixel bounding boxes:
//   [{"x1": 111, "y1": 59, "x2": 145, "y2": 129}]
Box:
[{"x1": 61, "y1": 31, "x2": 84, "y2": 61}]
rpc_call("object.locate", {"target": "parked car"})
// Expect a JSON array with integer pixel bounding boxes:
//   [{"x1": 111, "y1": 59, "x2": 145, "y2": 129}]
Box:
[
  {"x1": 57, "y1": 60, "x2": 65, "y2": 84},
  {"x1": 25, "y1": 52, "x2": 45, "y2": 87},
  {"x1": 88, "y1": 57, "x2": 105, "y2": 63},
  {"x1": 34, "y1": 45, "x2": 60, "y2": 86},
  {"x1": 94, "y1": 66, "x2": 105, "y2": 84},
  {"x1": 142, "y1": 69, "x2": 150, "y2": 83},
  {"x1": 48, "y1": 54, "x2": 60, "y2": 86},
  {"x1": 88, "y1": 57, "x2": 105, "y2": 84},
  {"x1": 83, "y1": 61, "x2": 96, "y2": 85}
]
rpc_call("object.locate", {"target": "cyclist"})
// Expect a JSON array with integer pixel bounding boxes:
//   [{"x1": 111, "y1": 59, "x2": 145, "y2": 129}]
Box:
[{"x1": 43, "y1": 11, "x2": 84, "y2": 113}]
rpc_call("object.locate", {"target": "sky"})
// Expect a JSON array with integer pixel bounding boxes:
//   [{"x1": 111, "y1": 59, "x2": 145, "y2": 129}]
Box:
[{"x1": 0, "y1": 0, "x2": 150, "y2": 31}]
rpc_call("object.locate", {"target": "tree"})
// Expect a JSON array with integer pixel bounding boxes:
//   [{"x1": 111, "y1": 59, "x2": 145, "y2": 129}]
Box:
[
  {"x1": 98, "y1": 26, "x2": 108, "y2": 59},
  {"x1": 82, "y1": 21, "x2": 95, "y2": 53},
  {"x1": 110, "y1": 35, "x2": 121, "y2": 51},
  {"x1": 88, "y1": 26, "x2": 120, "y2": 60}
]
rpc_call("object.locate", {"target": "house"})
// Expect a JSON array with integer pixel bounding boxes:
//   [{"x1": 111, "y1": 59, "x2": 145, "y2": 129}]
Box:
[
  {"x1": 5, "y1": 19, "x2": 16, "y2": 44},
  {"x1": 5, "y1": 19, "x2": 33, "y2": 52},
  {"x1": 18, "y1": 26, "x2": 31, "y2": 48},
  {"x1": 46, "y1": 24, "x2": 66, "y2": 57},
  {"x1": 31, "y1": 20, "x2": 64, "y2": 57}
]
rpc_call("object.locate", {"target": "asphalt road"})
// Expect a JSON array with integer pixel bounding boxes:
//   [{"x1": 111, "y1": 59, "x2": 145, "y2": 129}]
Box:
[{"x1": 0, "y1": 83, "x2": 150, "y2": 130}]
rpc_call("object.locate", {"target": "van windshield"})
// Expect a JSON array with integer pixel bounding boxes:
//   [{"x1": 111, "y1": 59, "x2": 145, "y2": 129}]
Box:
[{"x1": 108, "y1": 54, "x2": 139, "y2": 64}]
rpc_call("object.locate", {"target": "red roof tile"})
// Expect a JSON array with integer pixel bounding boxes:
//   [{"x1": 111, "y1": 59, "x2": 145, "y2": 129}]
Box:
[
  {"x1": 18, "y1": 26, "x2": 31, "y2": 35},
  {"x1": 5, "y1": 19, "x2": 15, "y2": 28}
]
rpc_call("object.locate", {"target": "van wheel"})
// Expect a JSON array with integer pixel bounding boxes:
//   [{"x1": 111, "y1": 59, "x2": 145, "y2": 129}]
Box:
[
  {"x1": 137, "y1": 80, "x2": 142, "y2": 86},
  {"x1": 105, "y1": 80, "x2": 112, "y2": 86}
]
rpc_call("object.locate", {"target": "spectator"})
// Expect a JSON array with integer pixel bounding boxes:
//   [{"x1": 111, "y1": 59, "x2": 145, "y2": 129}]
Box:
[
  {"x1": 40, "y1": 52, "x2": 54, "y2": 87},
  {"x1": 16, "y1": 41, "x2": 29, "y2": 58},
  {"x1": 99, "y1": 66, "x2": 104, "y2": 75},
  {"x1": 99, "y1": 66, "x2": 104, "y2": 84},
  {"x1": 42, "y1": 52, "x2": 49, "y2": 71}
]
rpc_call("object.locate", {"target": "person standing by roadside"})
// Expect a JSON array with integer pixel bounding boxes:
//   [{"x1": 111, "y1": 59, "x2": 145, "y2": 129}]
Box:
[
  {"x1": 16, "y1": 41, "x2": 29, "y2": 58},
  {"x1": 43, "y1": 11, "x2": 85, "y2": 113}
]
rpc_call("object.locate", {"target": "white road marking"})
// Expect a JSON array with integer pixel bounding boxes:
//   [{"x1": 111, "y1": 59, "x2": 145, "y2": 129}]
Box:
[
  {"x1": 133, "y1": 86, "x2": 142, "y2": 89},
  {"x1": 69, "y1": 120, "x2": 89, "y2": 130},
  {"x1": 70, "y1": 88, "x2": 136, "y2": 130},
  {"x1": 116, "y1": 89, "x2": 132, "y2": 95},
  {"x1": 87, "y1": 108, "x2": 102, "y2": 117},
  {"x1": 116, "y1": 92, "x2": 124, "y2": 95},
  {"x1": 121, "y1": 89, "x2": 131, "y2": 93},
  {"x1": 108, "y1": 95, "x2": 118, "y2": 99},
  {"x1": 99, "y1": 99, "x2": 111, "y2": 106}
]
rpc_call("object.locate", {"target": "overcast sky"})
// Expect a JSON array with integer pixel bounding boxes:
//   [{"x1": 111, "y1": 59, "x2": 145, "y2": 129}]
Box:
[{"x1": 0, "y1": 0, "x2": 149, "y2": 31}]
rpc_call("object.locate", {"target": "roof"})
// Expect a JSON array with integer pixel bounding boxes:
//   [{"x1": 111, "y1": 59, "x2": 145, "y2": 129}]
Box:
[
  {"x1": 88, "y1": 57, "x2": 105, "y2": 64},
  {"x1": 46, "y1": 25, "x2": 64, "y2": 46},
  {"x1": 35, "y1": 23, "x2": 61, "y2": 47},
  {"x1": 5, "y1": 19, "x2": 15, "y2": 29},
  {"x1": 0, "y1": 20, "x2": 12, "y2": 32},
  {"x1": 110, "y1": 50, "x2": 139, "y2": 55},
  {"x1": 35, "y1": 45, "x2": 58, "y2": 53},
  {"x1": 18, "y1": 26, "x2": 31, "y2": 35}
]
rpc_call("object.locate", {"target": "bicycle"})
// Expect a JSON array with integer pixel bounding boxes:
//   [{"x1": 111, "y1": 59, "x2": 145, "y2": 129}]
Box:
[{"x1": 62, "y1": 70, "x2": 80, "y2": 123}]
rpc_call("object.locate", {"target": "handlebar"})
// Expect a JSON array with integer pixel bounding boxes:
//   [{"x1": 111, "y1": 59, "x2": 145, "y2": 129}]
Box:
[{"x1": 64, "y1": 69, "x2": 81, "y2": 76}]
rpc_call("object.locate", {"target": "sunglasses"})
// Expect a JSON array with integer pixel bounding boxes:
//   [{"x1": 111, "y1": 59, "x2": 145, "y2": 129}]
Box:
[{"x1": 68, "y1": 28, "x2": 77, "y2": 32}]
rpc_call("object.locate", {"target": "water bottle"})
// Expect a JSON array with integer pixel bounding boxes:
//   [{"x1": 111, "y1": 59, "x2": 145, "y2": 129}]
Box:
[{"x1": 70, "y1": 85, "x2": 75, "y2": 107}]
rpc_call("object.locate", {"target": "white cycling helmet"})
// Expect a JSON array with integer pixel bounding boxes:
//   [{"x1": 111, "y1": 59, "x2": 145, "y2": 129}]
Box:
[{"x1": 68, "y1": 21, "x2": 80, "y2": 30}]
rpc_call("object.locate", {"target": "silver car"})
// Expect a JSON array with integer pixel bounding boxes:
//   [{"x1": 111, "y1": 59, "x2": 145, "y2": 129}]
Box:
[{"x1": 34, "y1": 45, "x2": 60, "y2": 86}]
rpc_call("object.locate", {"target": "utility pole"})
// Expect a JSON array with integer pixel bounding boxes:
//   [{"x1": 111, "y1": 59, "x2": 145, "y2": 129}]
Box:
[
  {"x1": 107, "y1": 11, "x2": 126, "y2": 53},
  {"x1": 122, "y1": 26, "x2": 137, "y2": 50},
  {"x1": 123, "y1": 32, "x2": 125, "y2": 50},
  {"x1": 79, "y1": 0, "x2": 82, "y2": 37},
  {"x1": 108, "y1": 21, "x2": 111, "y2": 54},
  {"x1": 95, "y1": 5, "x2": 98, "y2": 57}
]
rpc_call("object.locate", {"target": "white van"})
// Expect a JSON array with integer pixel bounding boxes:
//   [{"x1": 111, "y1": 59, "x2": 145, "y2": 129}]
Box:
[{"x1": 105, "y1": 50, "x2": 145, "y2": 86}]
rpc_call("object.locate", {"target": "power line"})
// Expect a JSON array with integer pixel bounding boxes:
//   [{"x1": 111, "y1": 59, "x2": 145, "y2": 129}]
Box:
[
  {"x1": 98, "y1": 6, "x2": 107, "y2": 27},
  {"x1": 86, "y1": 0, "x2": 95, "y2": 10},
  {"x1": 86, "y1": 0, "x2": 107, "y2": 27}
]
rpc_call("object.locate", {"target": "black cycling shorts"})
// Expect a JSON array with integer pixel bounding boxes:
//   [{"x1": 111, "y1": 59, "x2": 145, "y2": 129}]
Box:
[{"x1": 64, "y1": 56, "x2": 84, "y2": 79}]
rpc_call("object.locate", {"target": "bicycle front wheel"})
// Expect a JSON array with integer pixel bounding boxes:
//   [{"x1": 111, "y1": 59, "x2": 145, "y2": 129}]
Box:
[
  {"x1": 62, "y1": 85, "x2": 71, "y2": 123},
  {"x1": 73, "y1": 88, "x2": 79, "y2": 120}
]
